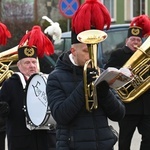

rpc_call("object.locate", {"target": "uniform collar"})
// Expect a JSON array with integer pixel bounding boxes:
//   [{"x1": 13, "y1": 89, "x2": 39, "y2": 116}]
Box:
[{"x1": 124, "y1": 46, "x2": 134, "y2": 54}]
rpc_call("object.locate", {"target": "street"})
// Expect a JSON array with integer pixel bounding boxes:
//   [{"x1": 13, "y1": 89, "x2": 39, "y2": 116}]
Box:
[{"x1": 109, "y1": 120, "x2": 141, "y2": 150}]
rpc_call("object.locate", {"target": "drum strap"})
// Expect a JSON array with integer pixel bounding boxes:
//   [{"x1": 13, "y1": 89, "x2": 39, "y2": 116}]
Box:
[{"x1": 15, "y1": 72, "x2": 26, "y2": 89}]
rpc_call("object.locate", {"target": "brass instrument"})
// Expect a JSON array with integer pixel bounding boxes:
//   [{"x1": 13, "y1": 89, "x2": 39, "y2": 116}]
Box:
[
  {"x1": 0, "y1": 61, "x2": 13, "y2": 85},
  {"x1": 0, "y1": 46, "x2": 18, "y2": 85},
  {"x1": 77, "y1": 30, "x2": 107, "y2": 112},
  {"x1": 117, "y1": 36, "x2": 150, "y2": 102}
]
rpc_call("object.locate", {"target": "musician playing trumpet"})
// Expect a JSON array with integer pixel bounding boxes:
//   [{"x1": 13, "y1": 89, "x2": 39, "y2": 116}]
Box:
[{"x1": 46, "y1": 1, "x2": 125, "y2": 149}]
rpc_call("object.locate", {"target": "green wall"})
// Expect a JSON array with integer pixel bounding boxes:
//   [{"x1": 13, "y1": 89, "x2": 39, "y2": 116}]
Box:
[
  {"x1": 116, "y1": 0, "x2": 124, "y2": 24},
  {"x1": 148, "y1": 1, "x2": 150, "y2": 15}
]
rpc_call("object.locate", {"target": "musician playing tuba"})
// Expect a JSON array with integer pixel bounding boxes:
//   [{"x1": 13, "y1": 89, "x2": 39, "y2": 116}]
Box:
[
  {"x1": 46, "y1": 0, "x2": 125, "y2": 149},
  {"x1": 104, "y1": 14, "x2": 150, "y2": 150}
]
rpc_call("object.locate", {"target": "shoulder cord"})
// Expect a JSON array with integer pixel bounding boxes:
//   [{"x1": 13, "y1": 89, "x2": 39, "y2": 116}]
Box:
[{"x1": 14, "y1": 72, "x2": 26, "y2": 89}]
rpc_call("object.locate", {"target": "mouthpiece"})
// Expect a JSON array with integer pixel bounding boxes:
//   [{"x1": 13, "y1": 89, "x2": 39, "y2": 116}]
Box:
[{"x1": 133, "y1": 45, "x2": 139, "y2": 49}]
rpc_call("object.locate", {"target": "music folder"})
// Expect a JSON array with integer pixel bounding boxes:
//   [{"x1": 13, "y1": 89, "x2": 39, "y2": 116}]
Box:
[{"x1": 94, "y1": 67, "x2": 133, "y2": 89}]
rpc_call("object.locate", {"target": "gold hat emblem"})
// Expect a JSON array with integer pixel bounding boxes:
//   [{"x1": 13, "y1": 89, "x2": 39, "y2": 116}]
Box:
[
  {"x1": 131, "y1": 28, "x2": 140, "y2": 36},
  {"x1": 24, "y1": 47, "x2": 35, "y2": 57}
]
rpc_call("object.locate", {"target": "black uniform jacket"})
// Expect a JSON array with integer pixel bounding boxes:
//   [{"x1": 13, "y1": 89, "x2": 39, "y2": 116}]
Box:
[
  {"x1": 105, "y1": 46, "x2": 150, "y2": 115},
  {"x1": 46, "y1": 51, "x2": 125, "y2": 150},
  {"x1": 0, "y1": 73, "x2": 49, "y2": 150},
  {"x1": 0, "y1": 90, "x2": 6, "y2": 133},
  {"x1": 0, "y1": 117, "x2": 6, "y2": 132}
]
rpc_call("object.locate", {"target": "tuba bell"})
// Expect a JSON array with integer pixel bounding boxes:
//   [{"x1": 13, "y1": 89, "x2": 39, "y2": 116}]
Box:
[
  {"x1": 77, "y1": 29, "x2": 107, "y2": 112},
  {"x1": 0, "y1": 45, "x2": 18, "y2": 85},
  {"x1": 117, "y1": 36, "x2": 150, "y2": 102}
]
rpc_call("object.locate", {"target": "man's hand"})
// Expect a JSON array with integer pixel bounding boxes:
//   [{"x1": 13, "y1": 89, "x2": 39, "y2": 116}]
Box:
[
  {"x1": 87, "y1": 68, "x2": 98, "y2": 84},
  {"x1": 96, "y1": 80, "x2": 110, "y2": 98}
]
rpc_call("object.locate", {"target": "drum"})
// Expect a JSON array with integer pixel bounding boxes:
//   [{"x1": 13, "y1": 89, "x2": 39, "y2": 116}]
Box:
[{"x1": 24, "y1": 73, "x2": 56, "y2": 130}]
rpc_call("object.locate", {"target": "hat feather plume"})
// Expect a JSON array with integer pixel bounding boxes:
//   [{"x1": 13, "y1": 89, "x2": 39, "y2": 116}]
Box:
[
  {"x1": 72, "y1": 0, "x2": 111, "y2": 34},
  {"x1": 19, "y1": 25, "x2": 54, "y2": 58},
  {"x1": 130, "y1": 14, "x2": 150, "y2": 37},
  {"x1": 0, "y1": 22, "x2": 11, "y2": 45}
]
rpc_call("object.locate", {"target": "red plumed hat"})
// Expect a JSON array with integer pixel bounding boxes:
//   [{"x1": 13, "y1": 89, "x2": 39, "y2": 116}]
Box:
[
  {"x1": 72, "y1": 0, "x2": 111, "y2": 33},
  {"x1": 71, "y1": 0, "x2": 111, "y2": 44},
  {"x1": 129, "y1": 14, "x2": 150, "y2": 37},
  {"x1": 18, "y1": 25, "x2": 54, "y2": 59},
  {"x1": 0, "y1": 22, "x2": 11, "y2": 45}
]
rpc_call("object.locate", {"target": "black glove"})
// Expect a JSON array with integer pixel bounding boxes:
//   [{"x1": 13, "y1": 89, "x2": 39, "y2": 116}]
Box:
[
  {"x1": 0, "y1": 101, "x2": 9, "y2": 117},
  {"x1": 96, "y1": 80, "x2": 109, "y2": 98},
  {"x1": 87, "y1": 68, "x2": 98, "y2": 84}
]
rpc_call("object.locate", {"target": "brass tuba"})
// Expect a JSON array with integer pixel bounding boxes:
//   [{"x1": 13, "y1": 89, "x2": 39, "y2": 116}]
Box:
[
  {"x1": 117, "y1": 36, "x2": 150, "y2": 102},
  {"x1": 77, "y1": 30, "x2": 107, "y2": 112},
  {"x1": 0, "y1": 46, "x2": 18, "y2": 85}
]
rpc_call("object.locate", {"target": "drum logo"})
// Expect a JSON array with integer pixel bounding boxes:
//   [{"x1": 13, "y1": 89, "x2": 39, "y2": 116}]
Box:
[{"x1": 32, "y1": 81, "x2": 47, "y2": 106}]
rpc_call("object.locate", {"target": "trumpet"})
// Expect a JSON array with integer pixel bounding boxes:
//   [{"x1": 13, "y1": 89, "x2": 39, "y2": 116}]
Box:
[{"x1": 77, "y1": 30, "x2": 107, "y2": 112}]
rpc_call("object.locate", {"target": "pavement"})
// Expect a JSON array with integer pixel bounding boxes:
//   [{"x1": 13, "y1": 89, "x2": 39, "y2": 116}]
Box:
[
  {"x1": 109, "y1": 120, "x2": 141, "y2": 150},
  {"x1": 5, "y1": 120, "x2": 141, "y2": 150}
]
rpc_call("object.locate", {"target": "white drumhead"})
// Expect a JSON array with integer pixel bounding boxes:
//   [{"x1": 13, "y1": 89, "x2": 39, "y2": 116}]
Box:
[{"x1": 26, "y1": 74, "x2": 48, "y2": 126}]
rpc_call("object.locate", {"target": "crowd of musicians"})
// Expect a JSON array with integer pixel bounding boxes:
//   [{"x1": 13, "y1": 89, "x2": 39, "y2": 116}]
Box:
[{"x1": 1, "y1": 0, "x2": 150, "y2": 150}]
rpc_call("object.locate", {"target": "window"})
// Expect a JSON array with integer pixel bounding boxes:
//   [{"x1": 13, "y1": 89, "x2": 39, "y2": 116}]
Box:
[
  {"x1": 100, "y1": 27, "x2": 128, "y2": 66},
  {"x1": 133, "y1": 0, "x2": 145, "y2": 16},
  {"x1": 125, "y1": 0, "x2": 148, "y2": 21},
  {"x1": 101, "y1": 0, "x2": 116, "y2": 22}
]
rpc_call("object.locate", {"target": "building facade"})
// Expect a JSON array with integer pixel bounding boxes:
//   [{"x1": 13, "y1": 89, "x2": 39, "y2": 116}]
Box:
[
  {"x1": 94, "y1": 0, "x2": 150, "y2": 24},
  {"x1": 0, "y1": 0, "x2": 150, "y2": 26}
]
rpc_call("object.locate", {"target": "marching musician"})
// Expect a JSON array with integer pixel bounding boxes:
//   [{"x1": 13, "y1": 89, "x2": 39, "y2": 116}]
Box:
[
  {"x1": 104, "y1": 15, "x2": 150, "y2": 150},
  {"x1": 46, "y1": 0, "x2": 125, "y2": 149},
  {"x1": 0, "y1": 26, "x2": 55, "y2": 150}
]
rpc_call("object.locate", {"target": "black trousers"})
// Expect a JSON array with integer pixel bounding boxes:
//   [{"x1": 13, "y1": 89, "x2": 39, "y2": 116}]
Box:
[
  {"x1": 118, "y1": 115, "x2": 150, "y2": 150},
  {"x1": 0, "y1": 131, "x2": 6, "y2": 150},
  {"x1": 47, "y1": 131, "x2": 56, "y2": 150}
]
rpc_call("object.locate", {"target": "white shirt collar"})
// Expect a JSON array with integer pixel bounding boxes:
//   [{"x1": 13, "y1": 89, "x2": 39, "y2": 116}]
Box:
[{"x1": 69, "y1": 53, "x2": 78, "y2": 66}]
